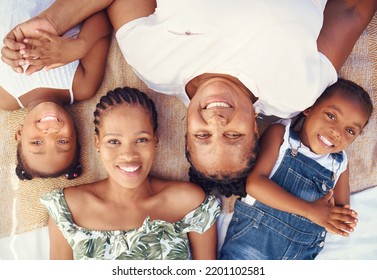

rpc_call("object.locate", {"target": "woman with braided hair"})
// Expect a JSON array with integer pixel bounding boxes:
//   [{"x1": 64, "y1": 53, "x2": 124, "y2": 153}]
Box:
[{"x1": 40, "y1": 87, "x2": 221, "y2": 260}]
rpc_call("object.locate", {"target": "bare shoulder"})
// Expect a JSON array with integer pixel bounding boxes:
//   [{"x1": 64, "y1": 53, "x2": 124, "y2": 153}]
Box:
[
  {"x1": 0, "y1": 87, "x2": 20, "y2": 110},
  {"x1": 63, "y1": 181, "x2": 102, "y2": 208},
  {"x1": 151, "y1": 177, "x2": 206, "y2": 214}
]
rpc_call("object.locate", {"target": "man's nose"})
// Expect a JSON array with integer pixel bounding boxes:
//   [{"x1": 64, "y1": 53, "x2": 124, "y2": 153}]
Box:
[
  {"x1": 207, "y1": 115, "x2": 228, "y2": 125},
  {"x1": 204, "y1": 111, "x2": 229, "y2": 125}
]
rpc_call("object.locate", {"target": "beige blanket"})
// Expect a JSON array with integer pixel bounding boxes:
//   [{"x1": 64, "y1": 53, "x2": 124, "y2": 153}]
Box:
[{"x1": 1, "y1": 14, "x2": 376, "y2": 238}]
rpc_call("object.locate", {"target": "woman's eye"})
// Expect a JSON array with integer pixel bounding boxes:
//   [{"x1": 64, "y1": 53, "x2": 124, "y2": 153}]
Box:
[
  {"x1": 326, "y1": 112, "x2": 335, "y2": 120},
  {"x1": 136, "y1": 138, "x2": 149, "y2": 143},
  {"x1": 31, "y1": 140, "x2": 43, "y2": 145},
  {"x1": 58, "y1": 139, "x2": 69, "y2": 144},
  {"x1": 195, "y1": 133, "x2": 210, "y2": 139}
]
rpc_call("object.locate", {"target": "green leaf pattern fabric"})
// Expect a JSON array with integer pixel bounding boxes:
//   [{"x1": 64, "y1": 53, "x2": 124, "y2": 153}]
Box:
[{"x1": 40, "y1": 188, "x2": 221, "y2": 260}]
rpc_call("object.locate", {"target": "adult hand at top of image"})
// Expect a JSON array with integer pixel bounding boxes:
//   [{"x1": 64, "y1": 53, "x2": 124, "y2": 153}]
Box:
[
  {"x1": 1, "y1": 16, "x2": 58, "y2": 74},
  {"x1": 20, "y1": 29, "x2": 87, "y2": 72}
]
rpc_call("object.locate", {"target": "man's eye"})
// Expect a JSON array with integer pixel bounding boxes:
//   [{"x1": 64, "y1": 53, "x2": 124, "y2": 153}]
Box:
[
  {"x1": 195, "y1": 133, "x2": 210, "y2": 139},
  {"x1": 58, "y1": 139, "x2": 69, "y2": 144},
  {"x1": 31, "y1": 140, "x2": 43, "y2": 145},
  {"x1": 225, "y1": 133, "x2": 241, "y2": 139}
]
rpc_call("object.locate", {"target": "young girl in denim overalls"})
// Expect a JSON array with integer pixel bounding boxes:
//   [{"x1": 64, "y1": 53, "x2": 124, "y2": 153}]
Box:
[{"x1": 220, "y1": 78, "x2": 373, "y2": 260}]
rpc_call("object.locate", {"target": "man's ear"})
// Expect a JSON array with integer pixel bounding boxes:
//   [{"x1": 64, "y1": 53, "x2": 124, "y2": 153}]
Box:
[
  {"x1": 253, "y1": 117, "x2": 260, "y2": 138},
  {"x1": 15, "y1": 124, "x2": 23, "y2": 142}
]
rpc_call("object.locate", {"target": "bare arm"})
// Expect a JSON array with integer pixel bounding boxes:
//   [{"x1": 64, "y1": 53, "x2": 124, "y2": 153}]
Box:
[
  {"x1": 333, "y1": 166, "x2": 351, "y2": 206},
  {"x1": 1, "y1": 0, "x2": 113, "y2": 73},
  {"x1": 318, "y1": 0, "x2": 377, "y2": 72},
  {"x1": 1, "y1": 0, "x2": 155, "y2": 73},
  {"x1": 20, "y1": 11, "x2": 112, "y2": 74},
  {"x1": 247, "y1": 124, "x2": 357, "y2": 236},
  {"x1": 189, "y1": 223, "x2": 218, "y2": 260},
  {"x1": 48, "y1": 217, "x2": 73, "y2": 260}
]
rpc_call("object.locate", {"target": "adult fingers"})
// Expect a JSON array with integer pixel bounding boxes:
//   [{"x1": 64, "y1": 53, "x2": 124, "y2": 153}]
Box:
[
  {"x1": 34, "y1": 29, "x2": 56, "y2": 41},
  {"x1": 1, "y1": 46, "x2": 24, "y2": 60},
  {"x1": 25, "y1": 64, "x2": 45, "y2": 75},
  {"x1": 3, "y1": 36, "x2": 26, "y2": 51},
  {"x1": 1, "y1": 52, "x2": 25, "y2": 73}
]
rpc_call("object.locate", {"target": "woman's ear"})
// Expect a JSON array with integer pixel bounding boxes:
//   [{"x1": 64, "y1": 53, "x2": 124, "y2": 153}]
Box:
[
  {"x1": 15, "y1": 124, "x2": 23, "y2": 142},
  {"x1": 154, "y1": 131, "x2": 159, "y2": 145}
]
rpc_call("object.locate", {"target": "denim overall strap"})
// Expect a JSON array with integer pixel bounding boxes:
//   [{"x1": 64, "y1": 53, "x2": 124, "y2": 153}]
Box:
[{"x1": 221, "y1": 129, "x2": 342, "y2": 260}]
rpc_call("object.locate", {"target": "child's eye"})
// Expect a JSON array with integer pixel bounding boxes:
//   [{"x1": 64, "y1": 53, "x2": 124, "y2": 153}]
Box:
[
  {"x1": 31, "y1": 140, "x2": 43, "y2": 145},
  {"x1": 136, "y1": 138, "x2": 149, "y2": 143},
  {"x1": 346, "y1": 128, "x2": 356, "y2": 136},
  {"x1": 326, "y1": 112, "x2": 335, "y2": 120}
]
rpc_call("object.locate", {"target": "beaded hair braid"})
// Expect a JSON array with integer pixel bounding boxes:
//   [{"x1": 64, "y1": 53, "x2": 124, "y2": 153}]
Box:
[
  {"x1": 93, "y1": 87, "x2": 158, "y2": 135},
  {"x1": 16, "y1": 140, "x2": 82, "y2": 180}
]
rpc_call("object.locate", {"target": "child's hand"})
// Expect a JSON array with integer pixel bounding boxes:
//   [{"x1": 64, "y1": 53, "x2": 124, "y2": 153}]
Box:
[
  {"x1": 20, "y1": 29, "x2": 87, "y2": 73},
  {"x1": 307, "y1": 190, "x2": 358, "y2": 236},
  {"x1": 1, "y1": 16, "x2": 59, "y2": 74}
]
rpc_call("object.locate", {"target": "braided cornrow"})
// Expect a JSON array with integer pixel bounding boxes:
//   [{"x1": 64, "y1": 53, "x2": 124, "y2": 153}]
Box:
[{"x1": 94, "y1": 87, "x2": 158, "y2": 135}]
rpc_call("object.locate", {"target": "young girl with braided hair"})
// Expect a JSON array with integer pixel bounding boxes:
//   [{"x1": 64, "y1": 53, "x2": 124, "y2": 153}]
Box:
[
  {"x1": 220, "y1": 78, "x2": 373, "y2": 259},
  {"x1": 0, "y1": 0, "x2": 112, "y2": 180},
  {"x1": 40, "y1": 87, "x2": 221, "y2": 260}
]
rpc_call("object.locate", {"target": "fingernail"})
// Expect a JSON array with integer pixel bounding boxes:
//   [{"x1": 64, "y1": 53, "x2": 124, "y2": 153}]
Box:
[
  {"x1": 23, "y1": 39, "x2": 29, "y2": 43},
  {"x1": 20, "y1": 50, "x2": 25, "y2": 55}
]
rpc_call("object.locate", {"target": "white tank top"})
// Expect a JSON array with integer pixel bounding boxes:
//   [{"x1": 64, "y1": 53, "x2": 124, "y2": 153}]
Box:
[{"x1": 0, "y1": 0, "x2": 80, "y2": 108}]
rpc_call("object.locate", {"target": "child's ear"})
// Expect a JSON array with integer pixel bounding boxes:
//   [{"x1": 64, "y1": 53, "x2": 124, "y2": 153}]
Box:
[
  {"x1": 94, "y1": 134, "x2": 100, "y2": 152},
  {"x1": 303, "y1": 108, "x2": 312, "y2": 116},
  {"x1": 15, "y1": 124, "x2": 23, "y2": 142}
]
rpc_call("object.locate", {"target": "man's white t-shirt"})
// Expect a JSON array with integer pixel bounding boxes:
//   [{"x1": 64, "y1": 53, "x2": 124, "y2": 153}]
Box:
[{"x1": 116, "y1": 0, "x2": 337, "y2": 118}]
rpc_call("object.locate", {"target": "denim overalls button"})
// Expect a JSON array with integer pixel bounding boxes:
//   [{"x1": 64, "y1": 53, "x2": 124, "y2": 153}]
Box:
[
  {"x1": 321, "y1": 183, "x2": 327, "y2": 191},
  {"x1": 321, "y1": 231, "x2": 326, "y2": 237},
  {"x1": 319, "y1": 241, "x2": 325, "y2": 247}
]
